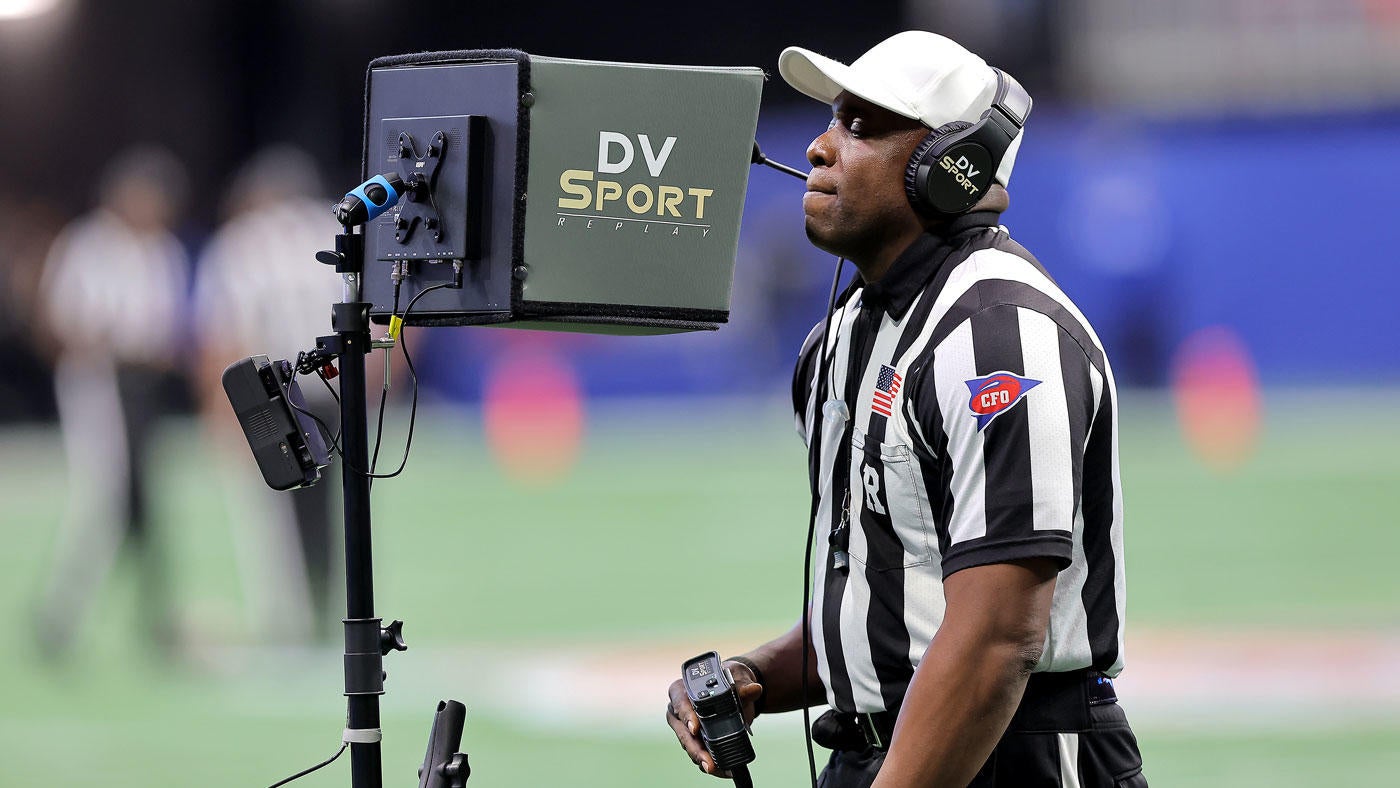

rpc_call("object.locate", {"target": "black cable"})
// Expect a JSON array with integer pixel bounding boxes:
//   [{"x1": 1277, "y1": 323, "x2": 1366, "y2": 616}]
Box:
[
  {"x1": 317, "y1": 367, "x2": 341, "y2": 407},
  {"x1": 350, "y1": 279, "x2": 449, "y2": 480},
  {"x1": 292, "y1": 398, "x2": 339, "y2": 453},
  {"x1": 283, "y1": 354, "x2": 348, "y2": 454},
  {"x1": 367, "y1": 278, "x2": 404, "y2": 484},
  {"x1": 284, "y1": 359, "x2": 342, "y2": 453},
  {"x1": 267, "y1": 741, "x2": 347, "y2": 788},
  {"x1": 367, "y1": 386, "x2": 390, "y2": 490},
  {"x1": 283, "y1": 366, "x2": 343, "y2": 450},
  {"x1": 282, "y1": 383, "x2": 380, "y2": 479},
  {"x1": 367, "y1": 278, "x2": 453, "y2": 478},
  {"x1": 801, "y1": 255, "x2": 847, "y2": 788},
  {"x1": 316, "y1": 368, "x2": 343, "y2": 441},
  {"x1": 279, "y1": 369, "x2": 344, "y2": 461},
  {"x1": 282, "y1": 277, "x2": 450, "y2": 481}
]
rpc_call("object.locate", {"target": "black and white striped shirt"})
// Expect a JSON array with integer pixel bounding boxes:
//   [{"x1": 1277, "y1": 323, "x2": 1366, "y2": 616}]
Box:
[{"x1": 793, "y1": 211, "x2": 1126, "y2": 714}]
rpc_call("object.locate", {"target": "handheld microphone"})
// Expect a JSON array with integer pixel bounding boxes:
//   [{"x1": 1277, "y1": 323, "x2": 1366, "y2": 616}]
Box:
[
  {"x1": 334, "y1": 172, "x2": 409, "y2": 227},
  {"x1": 682, "y1": 651, "x2": 756, "y2": 788}
]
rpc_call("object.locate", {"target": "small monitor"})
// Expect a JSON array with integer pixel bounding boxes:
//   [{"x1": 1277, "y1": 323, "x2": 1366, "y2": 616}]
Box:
[{"x1": 361, "y1": 50, "x2": 765, "y2": 335}]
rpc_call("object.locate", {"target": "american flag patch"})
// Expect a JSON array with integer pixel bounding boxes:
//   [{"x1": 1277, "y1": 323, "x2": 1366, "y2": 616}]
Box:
[{"x1": 871, "y1": 364, "x2": 903, "y2": 417}]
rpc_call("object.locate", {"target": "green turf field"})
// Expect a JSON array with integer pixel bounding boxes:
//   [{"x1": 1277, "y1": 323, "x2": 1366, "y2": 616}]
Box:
[{"x1": 2, "y1": 390, "x2": 1397, "y2": 786}]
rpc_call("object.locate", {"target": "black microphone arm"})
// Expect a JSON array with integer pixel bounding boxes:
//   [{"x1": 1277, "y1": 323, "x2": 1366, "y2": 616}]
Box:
[{"x1": 752, "y1": 141, "x2": 808, "y2": 182}]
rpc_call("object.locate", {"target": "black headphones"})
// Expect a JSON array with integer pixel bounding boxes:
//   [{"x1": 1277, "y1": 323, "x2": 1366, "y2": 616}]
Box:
[{"x1": 903, "y1": 67, "x2": 1032, "y2": 218}]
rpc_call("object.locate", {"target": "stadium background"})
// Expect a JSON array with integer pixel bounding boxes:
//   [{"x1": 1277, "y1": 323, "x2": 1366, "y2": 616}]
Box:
[{"x1": 2, "y1": 0, "x2": 1398, "y2": 785}]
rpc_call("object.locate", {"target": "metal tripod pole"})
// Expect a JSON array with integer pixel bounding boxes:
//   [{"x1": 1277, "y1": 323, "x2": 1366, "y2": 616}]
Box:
[{"x1": 333, "y1": 227, "x2": 384, "y2": 788}]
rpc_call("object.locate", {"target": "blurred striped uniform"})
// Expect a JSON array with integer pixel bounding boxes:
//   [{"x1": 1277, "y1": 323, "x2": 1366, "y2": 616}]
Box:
[{"x1": 793, "y1": 211, "x2": 1132, "y2": 773}]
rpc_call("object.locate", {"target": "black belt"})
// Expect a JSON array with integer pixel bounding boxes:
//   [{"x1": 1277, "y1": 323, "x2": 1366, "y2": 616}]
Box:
[{"x1": 812, "y1": 669, "x2": 1118, "y2": 752}]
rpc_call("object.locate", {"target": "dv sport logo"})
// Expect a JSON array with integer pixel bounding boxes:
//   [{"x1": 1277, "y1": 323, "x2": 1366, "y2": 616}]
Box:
[
  {"x1": 939, "y1": 154, "x2": 982, "y2": 196},
  {"x1": 965, "y1": 372, "x2": 1040, "y2": 431}
]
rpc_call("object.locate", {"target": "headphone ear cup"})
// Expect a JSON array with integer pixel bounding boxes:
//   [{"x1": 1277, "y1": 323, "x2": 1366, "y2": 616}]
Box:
[
  {"x1": 904, "y1": 121, "x2": 974, "y2": 218},
  {"x1": 904, "y1": 132, "x2": 943, "y2": 216}
]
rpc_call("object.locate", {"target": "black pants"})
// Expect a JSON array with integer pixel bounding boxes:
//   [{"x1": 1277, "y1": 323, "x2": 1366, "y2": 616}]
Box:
[
  {"x1": 287, "y1": 473, "x2": 336, "y2": 632},
  {"x1": 37, "y1": 364, "x2": 179, "y2": 656},
  {"x1": 816, "y1": 676, "x2": 1147, "y2": 787},
  {"x1": 287, "y1": 395, "x2": 340, "y2": 638}
]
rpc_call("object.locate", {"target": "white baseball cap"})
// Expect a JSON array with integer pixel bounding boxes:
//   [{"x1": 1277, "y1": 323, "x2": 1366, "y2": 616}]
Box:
[{"x1": 779, "y1": 31, "x2": 1025, "y2": 184}]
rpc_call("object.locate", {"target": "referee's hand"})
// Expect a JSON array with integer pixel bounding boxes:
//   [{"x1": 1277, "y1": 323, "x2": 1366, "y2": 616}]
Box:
[{"x1": 665, "y1": 661, "x2": 763, "y2": 779}]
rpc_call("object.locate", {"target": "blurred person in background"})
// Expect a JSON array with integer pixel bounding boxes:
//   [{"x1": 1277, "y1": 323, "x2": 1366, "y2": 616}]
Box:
[
  {"x1": 193, "y1": 146, "x2": 344, "y2": 645},
  {"x1": 33, "y1": 146, "x2": 190, "y2": 660}
]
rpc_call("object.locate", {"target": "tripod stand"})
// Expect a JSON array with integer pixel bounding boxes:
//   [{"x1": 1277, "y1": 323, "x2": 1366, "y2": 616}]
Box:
[{"x1": 300, "y1": 222, "x2": 467, "y2": 788}]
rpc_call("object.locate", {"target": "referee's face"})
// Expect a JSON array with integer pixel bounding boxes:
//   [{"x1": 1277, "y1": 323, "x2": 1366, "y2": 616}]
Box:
[{"x1": 803, "y1": 91, "x2": 929, "y2": 273}]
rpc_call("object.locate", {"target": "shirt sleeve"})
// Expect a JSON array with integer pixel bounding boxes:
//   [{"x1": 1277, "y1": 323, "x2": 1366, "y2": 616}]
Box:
[
  {"x1": 39, "y1": 227, "x2": 78, "y2": 343},
  {"x1": 906, "y1": 303, "x2": 1100, "y2": 578}
]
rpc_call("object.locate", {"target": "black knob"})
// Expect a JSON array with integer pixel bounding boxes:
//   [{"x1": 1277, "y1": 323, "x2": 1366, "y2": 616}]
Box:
[{"x1": 380, "y1": 619, "x2": 407, "y2": 655}]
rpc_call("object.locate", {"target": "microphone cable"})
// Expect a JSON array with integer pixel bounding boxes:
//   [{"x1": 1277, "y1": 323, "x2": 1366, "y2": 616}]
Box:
[
  {"x1": 753, "y1": 138, "x2": 840, "y2": 788},
  {"x1": 800, "y1": 253, "x2": 847, "y2": 788},
  {"x1": 267, "y1": 741, "x2": 347, "y2": 788},
  {"x1": 286, "y1": 267, "x2": 459, "y2": 481}
]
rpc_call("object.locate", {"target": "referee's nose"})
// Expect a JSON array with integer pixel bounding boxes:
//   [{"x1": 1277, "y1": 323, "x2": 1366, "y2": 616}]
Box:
[{"x1": 807, "y1": 121, "x2": 837, "y2": 172}]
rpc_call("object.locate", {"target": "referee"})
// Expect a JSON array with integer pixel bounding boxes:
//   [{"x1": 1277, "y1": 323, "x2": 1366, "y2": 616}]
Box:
[{"x1": 667, "y1": 32, "x2": 1146, "y2": 787}]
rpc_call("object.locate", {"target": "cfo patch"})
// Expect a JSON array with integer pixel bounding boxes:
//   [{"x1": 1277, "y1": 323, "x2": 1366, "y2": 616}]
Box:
[{"x1": 965, "y1": 372, "x2": 1041, "y2": 431}]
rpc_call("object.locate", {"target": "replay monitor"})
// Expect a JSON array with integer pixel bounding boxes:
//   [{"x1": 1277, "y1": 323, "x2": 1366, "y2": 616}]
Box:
[{"x1": 360, "y1": 49, "x2": 765, "y2": 334}]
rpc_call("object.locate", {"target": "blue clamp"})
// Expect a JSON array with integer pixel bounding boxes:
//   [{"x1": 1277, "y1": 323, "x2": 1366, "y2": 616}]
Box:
[{"x1": 344, "y1": 174, "x2": 403, "y2": 224}]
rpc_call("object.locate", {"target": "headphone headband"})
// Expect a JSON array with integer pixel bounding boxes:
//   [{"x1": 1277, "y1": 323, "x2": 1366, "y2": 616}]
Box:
[{"x1": 991, "y1": 68, "x2": 1031, "y2": 128}]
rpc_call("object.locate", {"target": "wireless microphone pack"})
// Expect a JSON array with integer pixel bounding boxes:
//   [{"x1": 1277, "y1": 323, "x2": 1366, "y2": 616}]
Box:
[
  {"x1": 222, "y1": 355, "x2": 330, "y2": 490},
  {"x1": 682, "y1": 651, "x2": 756, "y2": 785},
  {"x1": 360, "y1": 50, "x2": 764, "y2": 334}
]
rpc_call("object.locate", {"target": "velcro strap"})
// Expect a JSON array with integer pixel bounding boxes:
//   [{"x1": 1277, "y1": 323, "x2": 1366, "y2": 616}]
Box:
[{"x1": 343, "y1": 728, "x2": 383, "y2": 744}]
